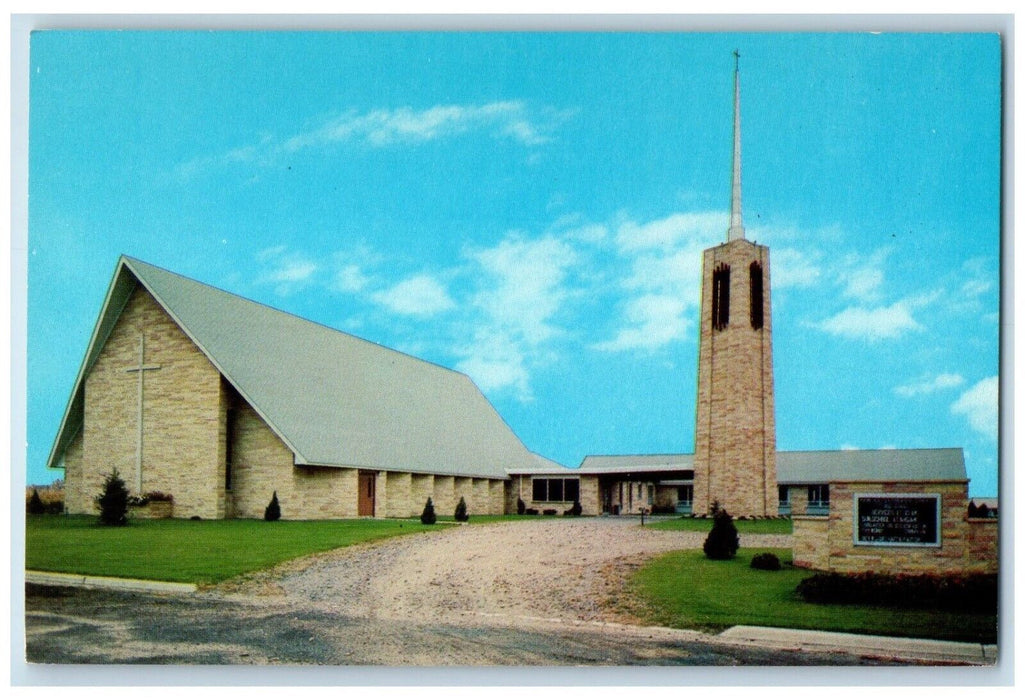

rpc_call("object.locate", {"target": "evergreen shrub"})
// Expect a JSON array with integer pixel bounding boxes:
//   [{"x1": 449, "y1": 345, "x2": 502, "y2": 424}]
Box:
[
  {"x1": 750, "y1": 552, "x2": 782, "y2": 571},
  {"x1": 454, "y1": 496, "x2": 469, "y2": 522},
  {"x1": 264, "y1": 491, "x2": 281, "y2": 521},
  {"x1": 96, "y1": 470, "x2": 130, "y2": 526},
  {"x1": 27, "y1": 489, "x2": 45, "y2": 515},
  {"x1": 703, "y1": 507, "x2": 740, "y2": 560},
  {"x1": 517, "y1": 497, "x2": 526, "y2": 515},
  {"x1": 421, "y1": 497, "x2": 437, "y2": 525}
]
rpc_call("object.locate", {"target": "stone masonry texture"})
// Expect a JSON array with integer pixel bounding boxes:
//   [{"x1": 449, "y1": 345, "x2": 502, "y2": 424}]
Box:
[
  {"x1": 792, "y1": 481, "x2": 997, "y2": 574},
  {"x1": 693, "y1": 239, "x2": 778, "y2": 517}
]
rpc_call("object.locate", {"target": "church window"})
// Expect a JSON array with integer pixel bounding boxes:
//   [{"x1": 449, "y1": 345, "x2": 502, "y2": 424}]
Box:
[
  {"x1": 564, "y1": 478, "x2": 580, "y2": 503},
  {"x1": 808, "y1": 484, "x2": 830, "y2": 514},
  {"x1": 750, "y1": 261, "x2": 764, "y2": 329},
  {"x1": 225, "y1": 408, "x2": 235, "y2": 491},
  {"x1": 712, "y1": 264, "x2": 730, "y2": 330},
  {"x1": 532, "y1": 477, "x2": 580, "y2": 502}
]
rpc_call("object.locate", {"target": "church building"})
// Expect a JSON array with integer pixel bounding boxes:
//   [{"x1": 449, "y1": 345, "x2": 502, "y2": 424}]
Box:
[
  {"x1": 47, "y1": 56, "x2": 997, "y2": 576},
  {"x1": 48, "y1": 255, "x2": 562, "y2": 520}
]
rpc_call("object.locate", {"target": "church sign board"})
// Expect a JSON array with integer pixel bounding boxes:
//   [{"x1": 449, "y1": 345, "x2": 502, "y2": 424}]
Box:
[{"x1": 854, "y1": 494, "x2": 941, "y2": 547}]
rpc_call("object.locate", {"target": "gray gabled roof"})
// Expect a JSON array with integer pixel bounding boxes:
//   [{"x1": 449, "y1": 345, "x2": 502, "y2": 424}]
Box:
[
  {"x1": 776, "y1": 448, "x2": 967, "y2": 484},
  {"x1": 48, "y1": 256, "x2": 564, "y2": 479}
]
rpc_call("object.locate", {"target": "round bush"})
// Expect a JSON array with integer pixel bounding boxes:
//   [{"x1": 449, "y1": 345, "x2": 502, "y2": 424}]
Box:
[{"x1": 750, "y1": 552, "x2": 782, "y2": 571}]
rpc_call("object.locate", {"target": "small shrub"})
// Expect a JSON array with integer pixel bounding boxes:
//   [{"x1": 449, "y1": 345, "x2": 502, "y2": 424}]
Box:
[
  {"x1": 145, "y1": 491, "x2": 173, "y2": 503},
  {"x1": 542, "y1": 508, "x2": 557, "y2": 516},
  {"x1": 421, "y1": 497, "x2": 437, "y2": 525},
  {"x1": 96, "y1": 469, "x2": 130, "y2": 526},
  {"x1": 750, "y1": 552, "x2": 782, "y2": 571},
  {"x1": 454, "y1": 496, "x2": 469, "y2": 522},
  {"x1": 517, "y1": 497, "x2": 526, "y2": 515},
  {"x1": 524, "y1": 508, "x2": 539, "y2": 515},
  {"x1": 190, "y1": 515, "x2": 201, "y2": 521},
  {"x1": 703, "y1": 508, "x2": 739, "y2": 560},
  {"x1": 27, "y1": 489, "x2": 45, "y2": 515},
  {"x1": 564, "y1": 500, "x2": 582, "y2": 516},
  {"x1": 264, "y1": 491, "x2": 281, "y2": 521}
]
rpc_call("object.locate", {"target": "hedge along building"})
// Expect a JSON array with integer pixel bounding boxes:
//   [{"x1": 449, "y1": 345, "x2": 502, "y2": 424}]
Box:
[{"x1": 47, "y1": 256, "x2": 563, "y2": 520}]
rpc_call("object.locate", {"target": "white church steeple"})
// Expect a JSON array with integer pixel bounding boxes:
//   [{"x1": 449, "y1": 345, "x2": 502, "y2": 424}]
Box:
[{"x1": 727, "y1": 49, "x2": 746, "y2": 242}]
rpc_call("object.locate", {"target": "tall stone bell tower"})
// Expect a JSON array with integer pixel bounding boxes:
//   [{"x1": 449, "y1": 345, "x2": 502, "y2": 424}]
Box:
[{"x1": 692, "y1": 52, "x2": 778, "y2": 517}]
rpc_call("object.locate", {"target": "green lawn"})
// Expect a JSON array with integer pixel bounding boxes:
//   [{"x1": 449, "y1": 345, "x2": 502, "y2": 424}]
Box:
[
  {"x1": 26, "y1": 514, "x2": 447, "y2": 584},
  {"x1": 647, "y1": 516, "x2": 793, "y2": 535},
  {"x1": 628, "y1": 548, "x2": 997, "y2": 643}
]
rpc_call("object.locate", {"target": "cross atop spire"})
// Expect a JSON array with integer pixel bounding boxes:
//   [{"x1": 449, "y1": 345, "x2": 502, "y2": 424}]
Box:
[{"x1": 727, "y1": 50, "x2": 746, "y2": 242}]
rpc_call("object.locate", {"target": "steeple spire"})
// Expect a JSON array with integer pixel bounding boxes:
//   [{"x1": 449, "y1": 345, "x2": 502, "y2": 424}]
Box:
[{"x1": 727, "y1": 50, "x2": 746, "y2": 242}]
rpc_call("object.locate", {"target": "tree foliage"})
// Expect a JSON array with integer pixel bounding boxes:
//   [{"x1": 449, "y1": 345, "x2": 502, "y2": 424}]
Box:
[
  {"x1": 264, "y1": 491, "x2": 281, "y2": 521},
  {"x1": 27, "y1": 488, "x2": 45, "y2": 515},
  {"x1": 421, "y1": 497, "x2": 437, "y2": 525},
  {"x1": 454, "y1": 496, "x2": 469, "y2": 522},
  {"x1": 97, "y1": 470, "x2": 130, "y2": 526},
  {"x1": 703, "y1": 507, "x2": 740, "y2": 560}
]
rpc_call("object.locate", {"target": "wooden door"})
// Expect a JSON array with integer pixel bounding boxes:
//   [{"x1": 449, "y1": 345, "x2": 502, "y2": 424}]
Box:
[{"x1": 358, "y1": 471, "x2": 376, "y2": 517}]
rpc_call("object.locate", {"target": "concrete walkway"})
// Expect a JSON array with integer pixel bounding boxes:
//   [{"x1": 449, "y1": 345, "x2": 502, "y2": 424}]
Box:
[
  {"x1": 717, "y1": 625, "x2": 997, "y2": 665},
  {"x1": 26, "y1": 570, "x2": 197, "y2": 594},
  {"x1": 25, "y1": 569, "x2": 994, "y2": 665}
]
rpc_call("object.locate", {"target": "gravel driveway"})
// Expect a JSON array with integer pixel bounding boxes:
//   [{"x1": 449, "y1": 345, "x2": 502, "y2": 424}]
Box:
[
  {"x1": 27, "y1": 518, "x2": 932, "y2": 665},
  {"x1": 217, "y1": 517, "x2": 791, "y2": 627}
]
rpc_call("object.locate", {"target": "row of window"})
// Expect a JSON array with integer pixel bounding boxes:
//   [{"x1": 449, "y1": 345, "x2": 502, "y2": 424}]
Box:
[
  {"x1": 711, "y1": 261, "x2": 765, "y2": 331},
  {"x1": 778, "y1": 485, "x2": 830, "y2": 513},
  {"x1": 532, "y1": 477, "x2": 580, "y2": 503}
]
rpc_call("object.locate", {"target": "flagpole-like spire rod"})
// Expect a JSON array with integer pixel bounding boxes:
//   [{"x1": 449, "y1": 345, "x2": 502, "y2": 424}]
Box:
[{"x1": 727, "y1": 49, "x2": 746, "y2": 242}]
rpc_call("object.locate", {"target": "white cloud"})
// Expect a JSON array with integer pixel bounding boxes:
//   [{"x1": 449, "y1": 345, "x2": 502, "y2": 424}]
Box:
[
  {"x1": 771, "y1": 247, "x2": 822, "y2": 289},
  {"x1": 816, "y1": 301, "x2": 922, "y2": 341},
  {"x1": 255, "y1": 246, "x2": 318, "y2": 295},
  {"x1": 894, "y1": 373, "x2": 965, "y2": 398},
  {"x1": 468, "y1": 234, "x2": 577, "y2": 345},
  {"x1": 951, "y1": 376, "x2": 999, "y2": 441},
  {"x1": 455, "y1": 330, "x2": 532, "y2": 401},
  {"x1": 837, "y1": 248, "x2": 891, "y2": 302},
  {"x1": 293, "y1": 101, "x2": 556, "y2": 151},
  {"x1": 333, "y1": 264, "x2": 370, "y2": 293},
  {"x1": 372, "y1": 274, "x2": 455, "y2": 316},
  {"x1": 614, "y1": 211, "x2": 723, "y2": 251},
  {"x1": 454, "y1": 234, "x2": 579, "y2": 398},
  {"x1": 593, "y1": 294, "x2": 689, "y2": 352}
]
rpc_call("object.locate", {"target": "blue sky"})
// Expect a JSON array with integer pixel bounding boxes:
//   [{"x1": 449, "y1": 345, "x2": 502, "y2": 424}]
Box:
[{"x1": 26, "y1": 31, "x2": 1001, "y2": 496}]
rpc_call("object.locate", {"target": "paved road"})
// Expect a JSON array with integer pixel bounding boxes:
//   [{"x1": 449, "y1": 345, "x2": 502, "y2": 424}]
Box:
[{"x1": 25, "y1": 585, "x2": 905, "y2": 666}]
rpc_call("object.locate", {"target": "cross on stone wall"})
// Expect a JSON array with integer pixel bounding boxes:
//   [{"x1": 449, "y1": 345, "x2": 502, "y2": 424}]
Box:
[{"x1": 124, "y1": 334, "x2": 161, "y2": 493}]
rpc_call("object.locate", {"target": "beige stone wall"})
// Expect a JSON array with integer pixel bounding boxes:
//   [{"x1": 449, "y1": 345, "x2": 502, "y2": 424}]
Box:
[
  {"x1": 62, "y1": 430, "x2": 86, "y2": 513},
  {"x1": 791, "y1": 481, "x2": 995, "y2": 575},
  {"x1": 579, "y1": 476, "x2": 600, "y2": 515},
  {"x1": 385, "y1": 472, "x2": 413, "y2": 518},
  {"x1": 693, "y1": 239, "x2": 777, "y2": 517},
  {"x1": 76, "y1": 286, "x2": 226, "y2": 519},
  {"x1": 789, "y1": 487, "x2": 809, "y2": 516},
  {"x1": 411, "y1": 473, "x2": 434, "y2": 515},
  {"x1": 654, "y1": 486, "x2": 677, "y2": 511},
  {"x1": 433, "y1": 475, "x2": 455, "y2": 514},
  {"x1": 792, "y1": 515, "x2": 829, "y2": 570},
  {"x1": 966, "y1": 518, "x2": 999, "y2": 573}
]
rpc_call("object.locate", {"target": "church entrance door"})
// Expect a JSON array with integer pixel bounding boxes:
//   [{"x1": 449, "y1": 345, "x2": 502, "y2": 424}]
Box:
[{"x1": 358, "y1": 471, "x2": 376, "y2": 517}]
